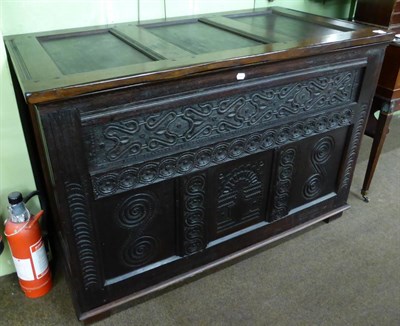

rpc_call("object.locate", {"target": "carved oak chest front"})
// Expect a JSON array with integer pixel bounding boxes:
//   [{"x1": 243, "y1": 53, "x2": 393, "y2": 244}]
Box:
[{"x1": 5, "y1": 7, "x2": 393, "y2": 321}]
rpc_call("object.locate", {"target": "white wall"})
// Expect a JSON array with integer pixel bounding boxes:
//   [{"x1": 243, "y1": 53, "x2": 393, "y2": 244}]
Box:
[{"x1": 0, "y1": 0, "x2": 352, "y2": 277}]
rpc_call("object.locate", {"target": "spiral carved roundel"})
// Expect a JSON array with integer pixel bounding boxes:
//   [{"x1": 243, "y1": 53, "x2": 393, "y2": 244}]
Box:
[
  {"x1": 303, "y1": 136, "x2": 335, "y2": 200},
  {"x1": 115, "y1": 193, "x2": 156, "y2": 229},
  {"x1": 122, "y1": 236, "x2": 158, "y2": 267}
]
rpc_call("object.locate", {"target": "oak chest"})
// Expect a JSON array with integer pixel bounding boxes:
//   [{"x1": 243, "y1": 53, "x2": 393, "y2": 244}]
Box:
[{"x1": 5, "y1": 7, "x2": 393, "y2": 321}]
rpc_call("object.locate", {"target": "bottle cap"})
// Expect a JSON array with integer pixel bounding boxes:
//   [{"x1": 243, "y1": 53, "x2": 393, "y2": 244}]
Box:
[{"x1": 8, "y1": 192, "x2": 23, "y2": 205}]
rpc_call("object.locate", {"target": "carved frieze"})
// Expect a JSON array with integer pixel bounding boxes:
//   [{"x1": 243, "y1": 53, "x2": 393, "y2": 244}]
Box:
[
  {"x1": 84, "y1": 69, "x2": 361, "y2": 168},
  {"x1": 91, "y1": 107, "x2": 354, "y2": 199}
]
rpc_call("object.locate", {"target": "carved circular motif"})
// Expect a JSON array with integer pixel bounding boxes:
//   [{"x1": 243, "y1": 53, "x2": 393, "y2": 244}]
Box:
[
  {"x1": 303, "y1": 120, "x2": 314, "y2": 135},
  {"x1": 119, "y1": 169, "x2": 137, "y2": 189},
  {"x1": 228, "y1": 139, "x2": 245, "y2": 158},
  {"x1": 245, "y1": 135, "x2": 262, "y2": 153},
  {"x1": 279, "y1": 166, "x2": 294, "y2": 179},
  {"x1": 340, "y1": 109, "x2": 353, "y2": 125},
  {"x1": 212, "y1": 143, "x2": 229, "y2": 162},
  {"x1": 184, "y1": 239, "x2": 204, "y2": 255},
  {"x1": 303, "y1": 174, "x2": 323, "y2": 200},
  {"x1": 186, "y1": 176, "x2": 206, "y2": 194},
  {"x1": 116, "y1": 193, "x2": 157, "y2": 229},
  {"x1": 138, "y1": 163, "x2": 158, "y2": 183},
  {"x1": 95, "y1": 173, "x2": 118, "y2": 195},
  {"x1": 186, "y1": 196, "x2": 204, "y2": 210},
  {"x1": 158, "y1": 158, "x2": 177, "y2": 178},
  {"x1": 294, "y1": 87, "x2": 312, "y2": 107},
  {"x1": 312, "y1": 137, "x2": 334, "y2": 164},
  {"x1": 291, "y1": 122, "x2": 304, "y2": 139},
  {"x1": 277, "y1": 127, "x2": 291, "y2": 144},
  {"x1": 122, "y1": 236, "x2": 158, "y2": 267},
  {"x1": 185, "y1": 211, "x2": 204, "y2": 226},
  {"x1": 167, "y1": 116, "x2": 190, "y2": 137},
  {"x1": 195, "y1": 148, "x2": 212, "y2": 168},
  {"x1": 261, "y1": 131, "x2": 275, "y2": 148},
  {"x1": 281, "y1": 148, "x2": 296, "y2": 165},
  {"x1": 177, "y1": 154, "x2": 195, "y2": 173},
  {"x1": 237, "y1": 103, "x2": 257, "y2": 120},
  {"x1": 329, "y1": 113, "x2": 340, "y2": 128},
  {"x1": 184, "y1": 224, "x2": 204, "y2": 241},
  {"x1": 315, "y1": 117, "x2": 329, "y2": 132}
]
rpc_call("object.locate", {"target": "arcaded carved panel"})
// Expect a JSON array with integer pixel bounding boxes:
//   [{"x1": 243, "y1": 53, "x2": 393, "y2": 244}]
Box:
[
  {"x1": 84, "y1": 69, "x2": 361, "y2": 168},
  {"x1": 216, "y1": 161, "x2": 265, "y2": 233},
  {"x1": 91, "y1": 107, "x2": 354, "y2": 199}
]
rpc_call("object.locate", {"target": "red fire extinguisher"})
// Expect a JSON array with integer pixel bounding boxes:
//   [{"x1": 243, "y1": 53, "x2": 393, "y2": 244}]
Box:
[{"x1": 4, "y1": 191, "x2": 52, "y2": 298}]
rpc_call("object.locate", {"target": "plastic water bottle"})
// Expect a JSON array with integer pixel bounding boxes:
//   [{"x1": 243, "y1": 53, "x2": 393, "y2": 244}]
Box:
[{"x1": 8, "y1": 192, "x2": 30, "y2": 223}]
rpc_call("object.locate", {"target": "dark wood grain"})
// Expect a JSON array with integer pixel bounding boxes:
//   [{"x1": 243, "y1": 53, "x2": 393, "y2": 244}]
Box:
[
  {"x1": 5, "y1": 7, "x2": 392, "y2": 322},
  {"x1": 114, "y1": 24, "x2": 192, "y2": 59},
  {"x1": 4, "y1": 8, "x2": 393, "y2": 104},
  {"x1": 39, "y1": 30, "x2": 155, "y2": 75},
  {"x1": 199, "y1": 16, "x2": 287, "y2": 43},
  {"x1": 270, "y1": 7, "x2": 359, "y2": 31},
  {"x1": 144, "y1": 20, "x2": 262, "y2": 54}
]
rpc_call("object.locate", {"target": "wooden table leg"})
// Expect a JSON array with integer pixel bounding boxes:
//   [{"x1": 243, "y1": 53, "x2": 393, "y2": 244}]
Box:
[{"x1": 361, "y1": 110, "x2": 393, "y2": 202}]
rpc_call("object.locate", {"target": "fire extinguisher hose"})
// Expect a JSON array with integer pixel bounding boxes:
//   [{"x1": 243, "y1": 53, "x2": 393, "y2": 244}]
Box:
[{"x1": 4, "y1": 211, "x2": 44, "y2": 237}]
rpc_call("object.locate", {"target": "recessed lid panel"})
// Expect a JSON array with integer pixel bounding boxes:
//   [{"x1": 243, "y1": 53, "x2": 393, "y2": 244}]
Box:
[
  {"x1": 232, "y1": 13, "x2": 343, "y2": 40},
  {"x1": 144, "y1": 21, "x2": 262, "y2": 54},
  {"x1": 39, "y1": 31, "x2": 154, "y2": 75}
]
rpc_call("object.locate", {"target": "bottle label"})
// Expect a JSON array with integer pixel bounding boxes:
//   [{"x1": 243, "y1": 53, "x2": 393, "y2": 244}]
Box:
[
  {"x1": 30, "y1": 238, "x2": 49, "y2": 279},
  {"x1": 12, "y1": 257, "x2": 35, "y2": 281}
]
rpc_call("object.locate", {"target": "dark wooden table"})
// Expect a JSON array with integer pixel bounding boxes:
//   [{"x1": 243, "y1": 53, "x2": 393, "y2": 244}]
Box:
[
  {"x1": 361, "y1": 41, "x2": 400, "y2": 201},
  {"x1": 5, "y1": 7, "x2": 393, "y2": 322},
  {"x1": 354, "y1": 0, "x2": 400, "y2": 201}
]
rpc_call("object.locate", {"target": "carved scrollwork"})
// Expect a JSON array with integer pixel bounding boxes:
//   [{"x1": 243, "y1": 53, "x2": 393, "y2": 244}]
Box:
[
  {"x1": 85, "y1": 69, "x2": 361, "y2": 168},
  {"x1": 116, "y1": 193, "x2": 157, "y2": 229},
  {"x1": 303, "y1": 136, "x2": 335, "y2": 200},
  {"x1": 116, "y1": 191, "x2": 160, "y2": 268},
  {"x1": 340, "y1": 105, "x2": 368, "y2": 190},
  {"x1": 270, "y1": 148, "x2": 296, "y2": 221},
  {"x1": 122, "y1": 236, "x2": 159, "y2": 267},
  {"x1": 182, "y1": 174, "x2": 207, "y2": 255},
  {"x1": 92, "y1": 107, "x2": 354, "y2": 199},
  {"x1": 65, "y1": 182, "x2": 99, "y2": 290}
]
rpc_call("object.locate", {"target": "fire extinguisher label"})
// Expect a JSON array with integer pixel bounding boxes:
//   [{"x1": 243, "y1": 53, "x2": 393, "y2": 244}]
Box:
[
  {"x1": 12, "y1": 257, "x2": 35, "y2": 281},
  {"x1": 30, "y1": 239, "x2": 49, "y2": 279}
]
